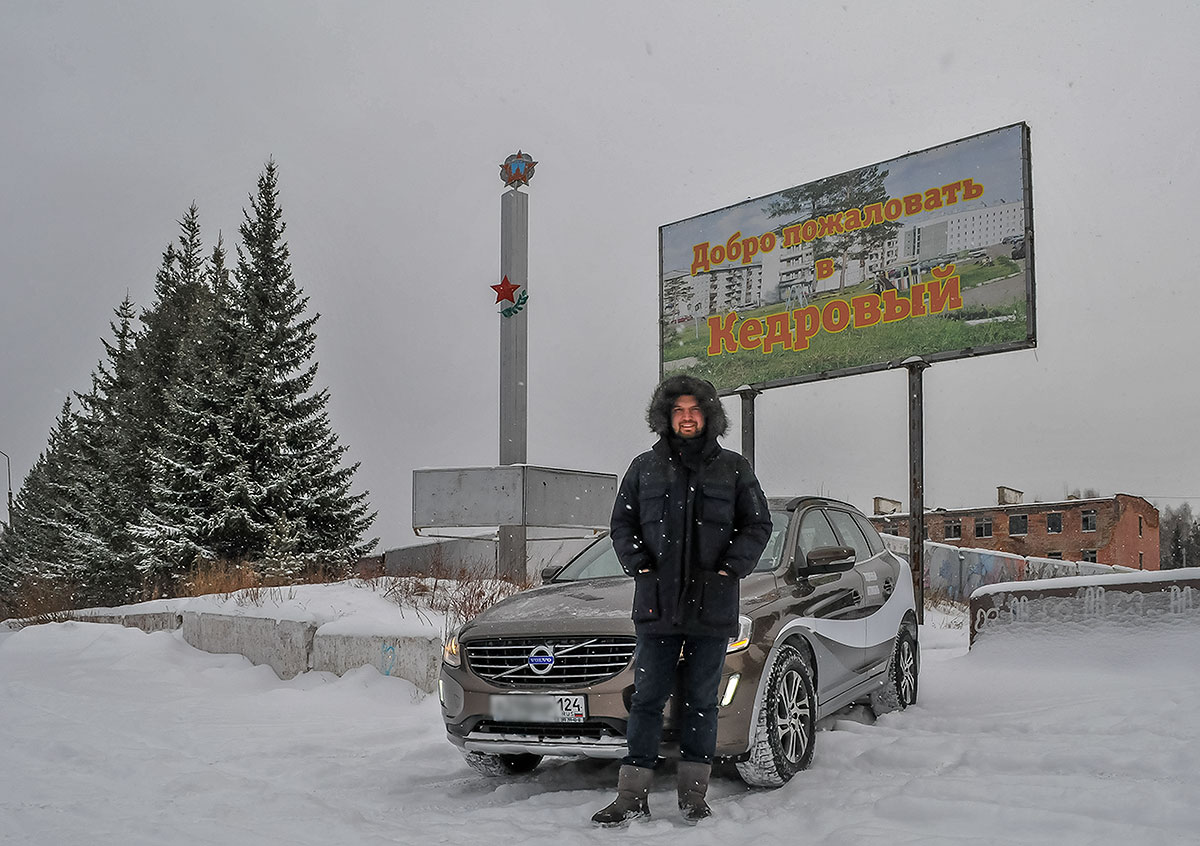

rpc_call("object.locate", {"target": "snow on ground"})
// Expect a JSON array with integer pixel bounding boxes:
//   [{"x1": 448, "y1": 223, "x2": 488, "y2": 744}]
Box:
[{"x1": 2, "y1": 592, "x2": 1199, "y2": 845}]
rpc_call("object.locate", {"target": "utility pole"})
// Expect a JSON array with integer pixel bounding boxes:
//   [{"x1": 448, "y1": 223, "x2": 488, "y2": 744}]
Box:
[
  {"x1": 904, "y1": 357, "x2": 929, "y2": 624},
  {"x1": 0, "y1": 449, "x2": 12, "y2": 528}
]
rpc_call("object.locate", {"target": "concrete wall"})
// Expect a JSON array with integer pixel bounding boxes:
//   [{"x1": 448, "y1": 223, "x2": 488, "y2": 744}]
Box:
[
  {"x1": 80, "y1": 611, "x2": 184, "y2": 633},
  {"x1": 883, "y1": 535, "x2": 1130, "y2": 601},
  {"x1": 311, "y1": 632, "x2": 442, "y2": 692},
  {"x1": 60, "y1": 607, "x2": 443, "y2": 692},
  {"x1": 969, "y1": 568, "x2": 1200, "y2": 645},
  {"x1": 182, "y1": 612, "x2": 315, "y2": 680}
]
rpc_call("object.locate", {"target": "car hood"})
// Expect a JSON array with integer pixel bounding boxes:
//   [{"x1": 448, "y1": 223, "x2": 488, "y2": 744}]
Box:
[{"x1": 459, "y1": 577, "x2": 635, "y2": 640}]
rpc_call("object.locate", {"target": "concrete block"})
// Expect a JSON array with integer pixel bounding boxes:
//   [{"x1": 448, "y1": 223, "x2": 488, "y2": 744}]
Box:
[
  {"x1": 76, "y1": 613, "x2": 126, "y2": 626},
  {"x1": 71, "y1": 610, "x2": 182, "y2": 633},
  {"x1": 312, "y1": 632, "x2": 442, "y2": 692},
  {"x1": 182, "y1": 611, "x2": 315, "y2": 679},
  {"x1": 121, "y1": 611, "x2": 184, "y2": 632}
]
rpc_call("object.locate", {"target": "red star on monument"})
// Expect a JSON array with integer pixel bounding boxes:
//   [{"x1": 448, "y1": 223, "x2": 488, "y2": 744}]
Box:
[{"x1": 491, "y1": 275, "x2": 521, "y2": 303}]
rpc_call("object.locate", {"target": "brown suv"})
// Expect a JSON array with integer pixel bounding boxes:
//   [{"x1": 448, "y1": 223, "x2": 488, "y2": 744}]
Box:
[{"x1": 437, "y1": 496, "x2": 918, "y2": 787}]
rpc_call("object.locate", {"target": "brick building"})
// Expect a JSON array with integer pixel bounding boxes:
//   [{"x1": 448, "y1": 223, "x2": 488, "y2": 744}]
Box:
[{"x1": 869, "y1": 488, "x2": 1160, "y2": 570}]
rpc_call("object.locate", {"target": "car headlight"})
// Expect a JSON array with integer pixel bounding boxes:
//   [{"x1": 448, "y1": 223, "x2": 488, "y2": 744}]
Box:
[
  {"x1": 443, "y1": 631, "x2": 462, "y2": 667},
  {"x1": 727, "y1": 615, "x2": 752, "y2": 653}
]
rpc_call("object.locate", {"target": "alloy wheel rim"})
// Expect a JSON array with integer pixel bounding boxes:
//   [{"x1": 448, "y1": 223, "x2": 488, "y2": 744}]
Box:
[
  {"x1": 898, "y1": 639, "x2": 916, "y2": 704},
  {"x1": 774, "y1": 668, "x2": 812, "y2": 762}
]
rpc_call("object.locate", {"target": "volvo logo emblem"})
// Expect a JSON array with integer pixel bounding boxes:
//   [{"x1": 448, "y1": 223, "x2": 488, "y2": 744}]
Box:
[{"x1": 528, "y1": 645, "x2": 555, "y2": 675}]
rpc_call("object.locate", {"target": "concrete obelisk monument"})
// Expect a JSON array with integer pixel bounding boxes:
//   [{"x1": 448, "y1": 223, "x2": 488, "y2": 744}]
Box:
[
  {"x1": 495, "y1": 152, "x2": 536, "y2": 581},
  {"x1": 412, "y1": 153, "x2": 616, "y2": 563}
]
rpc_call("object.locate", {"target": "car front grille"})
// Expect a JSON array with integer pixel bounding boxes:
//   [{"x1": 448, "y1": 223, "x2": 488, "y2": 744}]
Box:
[{"x1": 465, "y1": 636, "x2": 637, "y2": 688}]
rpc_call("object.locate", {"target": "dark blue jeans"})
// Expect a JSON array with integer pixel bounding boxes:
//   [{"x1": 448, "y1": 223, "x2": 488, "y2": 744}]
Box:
[{"x1": 623, "y1": 634, "x2": 728, "y2": 768}]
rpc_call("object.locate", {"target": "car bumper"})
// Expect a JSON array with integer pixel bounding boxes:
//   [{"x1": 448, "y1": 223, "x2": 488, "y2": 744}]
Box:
[{"x1": 438, "y1": 645, "x2": 768, "y2": 760}]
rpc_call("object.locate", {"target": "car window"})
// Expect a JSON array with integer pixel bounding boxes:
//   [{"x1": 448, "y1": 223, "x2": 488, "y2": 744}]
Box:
[
  {"x1": 825, "y1": 509, "x2": 872, "y2": 562},
  {"x1": 752, "y1": 511, "x2": 790, "y2": 573},
  {"x1": 553, "y1": 537, "x2": 626, "y2": 580},
  {"x1": 796, "y1": 508, "x2": 839, "y2": 562},
  {"x1": 852, "y1": 512, "x2": 885, "y2": 556}
]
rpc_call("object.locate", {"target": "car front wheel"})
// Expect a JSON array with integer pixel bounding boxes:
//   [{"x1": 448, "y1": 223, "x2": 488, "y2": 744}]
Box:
[{"x1": 735, "y1": 645, "x2": 816, "y2": 787}]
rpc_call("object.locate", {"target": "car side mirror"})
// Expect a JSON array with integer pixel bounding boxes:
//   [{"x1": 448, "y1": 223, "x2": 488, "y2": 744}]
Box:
[
  {"x1": 539, "y1": 565, "x2": 561, "y2": 583},
  {"x1": 802, "y1": 545, "x2": 857, "y2": 574}
]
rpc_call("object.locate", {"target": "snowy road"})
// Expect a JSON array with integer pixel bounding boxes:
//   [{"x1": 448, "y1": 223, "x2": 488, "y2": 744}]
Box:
[{"x1": 2, "y1": 616, "x2": 1199, "y2": 845}]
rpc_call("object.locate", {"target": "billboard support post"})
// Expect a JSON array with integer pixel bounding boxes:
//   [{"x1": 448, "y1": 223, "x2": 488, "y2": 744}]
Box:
[
  {"x1": 737, "y1": 386, "x2": 760, "y2": 469},
  {"x1": 905, "y1": 356, "x2": 928, "y2": 624},
  {"x1": 498, "y1": 187, "x2": 529, "y2": 582}
]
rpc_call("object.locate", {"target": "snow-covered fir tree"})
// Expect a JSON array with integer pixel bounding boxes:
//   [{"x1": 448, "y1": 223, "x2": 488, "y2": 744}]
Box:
[
  {"x1": 66, "y1": 296, "x2": 147, "y2": 604},
  {"x1": 133, "y1": 235, "x2": 240, "y2": 591},
  {"x1": 3, "y1": 165, "x2": 376, "y2": 612},
  {"x1": 0, "y1": 401, "x2": 89, "y2": 612},
  {"x1": 135, "y1": 163, "x2": 375, "y2": 585},
  {"x1": 212, "y1": 160, "x2": 376, "y2": 573}
]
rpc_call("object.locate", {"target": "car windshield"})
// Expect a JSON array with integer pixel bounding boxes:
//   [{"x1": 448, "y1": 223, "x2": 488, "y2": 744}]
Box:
[{"x1": 551, "y1": 510, "x2": 789, "y2": 581}]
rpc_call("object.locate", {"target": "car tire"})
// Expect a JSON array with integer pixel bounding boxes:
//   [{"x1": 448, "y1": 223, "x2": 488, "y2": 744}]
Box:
[
  {"x1": 735, "y1": 645, "x2": 816, "y2": 787},
  {"x1": 461, "y1": 751, "x2": 543, "y2": 777},
  {"x1": 870, "y1": 626, "x2": 919, "y2": 714}
]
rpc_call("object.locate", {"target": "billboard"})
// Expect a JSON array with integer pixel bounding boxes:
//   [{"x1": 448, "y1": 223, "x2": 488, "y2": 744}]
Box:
[{"x1": 659, "y1": 123, "x2": 1034, "y2": 394}]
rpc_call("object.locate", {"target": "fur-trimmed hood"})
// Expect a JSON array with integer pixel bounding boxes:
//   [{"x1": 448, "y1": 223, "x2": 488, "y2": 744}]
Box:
[{"x1": 646, "y1": 374, "x2": 728, "y2": 438}]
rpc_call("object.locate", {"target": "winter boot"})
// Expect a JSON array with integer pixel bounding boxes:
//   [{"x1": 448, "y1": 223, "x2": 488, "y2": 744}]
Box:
[
  {"x1": 591, "y1": 764, "x2": 652, "y2": 827},
  {"x1": 676, "y1": 760, "x2": 712, "y2": 824}
]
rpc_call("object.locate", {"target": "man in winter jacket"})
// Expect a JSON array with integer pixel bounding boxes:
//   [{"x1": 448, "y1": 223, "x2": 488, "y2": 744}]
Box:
[{"x1": 591, "y1": 375, "x2": 772, "y2": 827}]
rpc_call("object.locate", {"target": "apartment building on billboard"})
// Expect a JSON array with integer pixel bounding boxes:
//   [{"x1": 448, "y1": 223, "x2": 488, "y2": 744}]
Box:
[
  {"x1": 869, "y1": 487, "x2": 1160, "y2": 571},
  {"x1": 904, "y1": 199, "x2": 1025, "y2": 260},
  {"x1": 661, "y1": 263, "x2": 767, "y2": 324}
]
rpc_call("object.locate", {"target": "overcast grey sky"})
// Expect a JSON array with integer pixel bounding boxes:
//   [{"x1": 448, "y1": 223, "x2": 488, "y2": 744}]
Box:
[{"x1": 3, "y1": 0, "x2": 1198, "y2": 551}]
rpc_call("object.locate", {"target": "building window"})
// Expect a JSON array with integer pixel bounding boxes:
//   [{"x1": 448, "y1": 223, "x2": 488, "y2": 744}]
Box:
[
  {"x1": 1009, "y1": 514, "x2": 1028, "y2": 536},
  {"x1": 1139, "y1": 552, "x2": 1144, "y2": 569},
  {"x1": 975, "y1": 516, "x2": 993, "y2": 538},
  {"x1": 1081, "y1": 509, "x2": 1097, "y2": 532},
  {"x1": 1138, "y1": 516, "x2": 1143, "y2": 537},
  {"x1": 1047, "y1": 551, "x2": 1063, "y2": 560},
  {"x1": 1047, "y1": 513, "x2": 1062, "y2": 534},
  {"x1": 944, "y1": 519, "x2": 962, "y2": 540},
  {"x1": 1082, "y1": 549, "x2": 1098, "y2": 563}
]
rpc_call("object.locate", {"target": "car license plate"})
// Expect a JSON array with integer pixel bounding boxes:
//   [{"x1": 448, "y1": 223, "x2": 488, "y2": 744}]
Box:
[{"x1": 490, "y1": 694, "x2": 587, "y2": 723}]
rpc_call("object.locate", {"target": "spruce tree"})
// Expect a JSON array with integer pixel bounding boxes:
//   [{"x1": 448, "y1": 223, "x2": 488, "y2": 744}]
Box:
[
  {"x1": 214, "y1": 160, "x2": 376, "y2": 573},
  {"x1": 0, "y1": 402, "x2": 88, "y2": 612},
  {"x1": 69, "y1": 296, "x2": 154, "y2": 604},
  {"x1": 5, "y1": 170, "x2": 376, "y2": 609},
  {"x1": 133, "y1": 236, "x2": 237, "y2": 591},
  {"x1": 136, "y1": 165, "x2": 375, "y2": 581}
]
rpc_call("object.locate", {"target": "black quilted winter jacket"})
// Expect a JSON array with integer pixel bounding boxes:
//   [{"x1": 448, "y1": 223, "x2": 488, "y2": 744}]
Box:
[{"x1": 610, "y1": 435, "x2": 772, "y2": 638}]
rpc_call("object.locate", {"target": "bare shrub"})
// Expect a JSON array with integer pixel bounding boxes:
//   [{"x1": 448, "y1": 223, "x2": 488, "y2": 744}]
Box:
[
  {"x1": 361, "y1": 544, "x2": 535, "y2": 639},
  {"x1": 184, "y1": 559, "x2": 300, "y2": 606},
  {"x1": 7, "y1": 577, "x2": 80, "y2": 624},
  {"x1": 925, "y1": 587, "x2": 968, "y2": 628},
  {"x1": 187, "y1": 559, "x2": 262, "y2": 597}
]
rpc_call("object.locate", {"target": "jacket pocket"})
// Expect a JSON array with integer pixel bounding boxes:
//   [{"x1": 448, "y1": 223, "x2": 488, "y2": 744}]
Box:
[
  {"x1": 701, "y1": 483, "x2": 735, "y2": 523},
  {"x1": 632, "y1": 572, "x2": 662, "y2": 623},
  {"x1": 638, "y1": 481, "x2": 668, "y2": 523},
  {"x1": 697, "y1": 570, "x2": 739, "y2": 628}
]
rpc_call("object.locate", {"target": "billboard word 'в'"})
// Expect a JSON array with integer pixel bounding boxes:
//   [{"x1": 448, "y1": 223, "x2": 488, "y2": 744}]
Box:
[{"x1": 658, "y1": 123, "x2": 1035, "y2": 394}]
